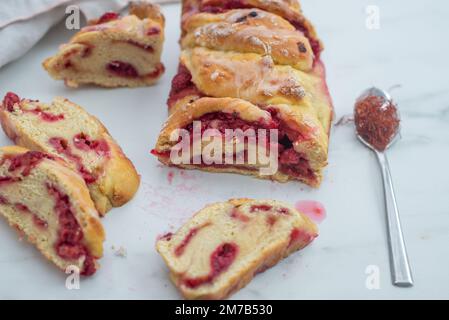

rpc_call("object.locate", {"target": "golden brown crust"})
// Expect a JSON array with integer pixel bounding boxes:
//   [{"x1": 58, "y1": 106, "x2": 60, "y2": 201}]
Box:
[
  {"x1": 96, "y1": 135, "x2": 141, "y2": 211},
  {"x1": 79, "y1": 114, "x2": 141, "y2": 214},
  {"x1": 0, "y1": 96, "x2": 140, "y2": 215},
  {"x1": 129, "y1": 1, "x2": 165, "y2": 26},
  {"x1": 181, "y1": 9, "x2": 313, "y2": 70},
  {"x1": 181, "y1": 47, "x2": 318, "y2": 106},
  {"x1": 0, "y1": 146, "x2": 104, "y2": 273},
  {"x1": 156, "y1": 198, "x2": 318, "y2": 299},
  {"x1": 182, "y1": 0, "x2": 322, "y2": 55}
]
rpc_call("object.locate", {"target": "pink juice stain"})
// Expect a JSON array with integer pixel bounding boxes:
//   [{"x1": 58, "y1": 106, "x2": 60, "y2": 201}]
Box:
[
  {"x1": 179, "y1": 170, "x2": 196, "y2": 180},
  {"x1": 295, "y1": 200, "x2": 326, "y2": 223},
  {"x1": 167, "y1": 170, "x2": 175, "y2": 184}
]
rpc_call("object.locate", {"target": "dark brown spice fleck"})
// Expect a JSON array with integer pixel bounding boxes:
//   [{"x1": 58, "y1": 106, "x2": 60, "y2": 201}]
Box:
[{"x1": 298, "y1": 42, "x2": 307, "y2": 53}]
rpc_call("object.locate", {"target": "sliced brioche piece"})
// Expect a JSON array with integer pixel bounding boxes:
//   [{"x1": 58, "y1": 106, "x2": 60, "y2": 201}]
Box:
[
  {"x1": 0, "y1": 146, "x2": 104, "y2": 276},
  {"x1": 43, "y1": 1, "x2": 165, "y2": 88},
  {"x1": 0, "y1": 92, "x2": 140, "y2": 215},
  {"x1": 156, "y1": 198, "x2": 318, "y2": 299}
]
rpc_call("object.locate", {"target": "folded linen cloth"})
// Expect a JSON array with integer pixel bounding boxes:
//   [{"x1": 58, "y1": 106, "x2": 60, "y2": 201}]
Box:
[{"x1": 0, "y1": 0, "x2": 131, "y2": 69}]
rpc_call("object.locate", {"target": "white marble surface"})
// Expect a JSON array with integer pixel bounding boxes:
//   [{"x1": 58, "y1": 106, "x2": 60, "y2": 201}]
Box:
[{"x1": 0, "y1": 0, "x2": 448, "y2": 299}]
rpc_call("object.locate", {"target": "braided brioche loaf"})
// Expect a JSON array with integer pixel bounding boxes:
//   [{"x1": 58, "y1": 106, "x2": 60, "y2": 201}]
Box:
[{"x1": 153, "y1": 0, "x2": 332, "y2": 187}]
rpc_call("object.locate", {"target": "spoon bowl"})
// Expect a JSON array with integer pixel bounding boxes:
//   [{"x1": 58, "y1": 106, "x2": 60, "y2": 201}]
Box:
[{"x1": 355, "y1": 87, "x2": 401, "y2": 152}]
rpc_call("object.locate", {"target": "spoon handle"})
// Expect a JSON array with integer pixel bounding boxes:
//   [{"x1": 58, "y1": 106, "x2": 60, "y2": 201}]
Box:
[{"x1": 376, "y1": 151, "x2": 413, "y2": 287}]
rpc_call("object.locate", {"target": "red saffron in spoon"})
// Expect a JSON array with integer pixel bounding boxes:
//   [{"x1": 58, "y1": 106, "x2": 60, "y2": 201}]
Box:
[{"x1": 354, "y1": 95, "x2": 400, "y2": 151}]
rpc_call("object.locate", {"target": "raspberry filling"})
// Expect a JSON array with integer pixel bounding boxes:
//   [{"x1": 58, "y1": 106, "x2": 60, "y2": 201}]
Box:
[
  {"x1": 146, "y1": 27, "x2": 160, "y2": 35},
  {"x1": 0, "y1": 194, "x2": 48, "y2": 229},
  {"x1": 47, "y1": 184, "x2": 96, "y2": 276},
  {"x1": 266, "y1": 214, "x2": 277, "y2": 226},
  {"x1": 183, "y1": 242, "x2": 238, "y2": 288},
  {"x1": 147, "y1": 63, "x2": 165, "y2": 79},
  {"x1": 182, "y1": 111, "x2": 314, "y2": 180},
  {"x1": 278, "y1": 207, "x2": 289, "y2": 215},
  {"x1": 33, "y1": 215, "x2": 49, "y2": 229},
  {"x1": 49, "y1": 137, "x2": 97, "y2": 184},
  {"x1": 174, "y1": 223, "x2": 210, "y2": 257},
  {"x1": 150, "y1": 149, "x2": 170, "y2": 158},
  {"x1": 4, "y1": 151, "x2": 54, "y2": 177},
  {"x1": 250, "y1": 204, "x2": 289, "y2": 214},
  {"x1": 14, "y1": 203, "x2": 48, "y2": 229},
  {"x1": 186, "y1": 111, "x2": 277, "y2": 132},
  {"x1": 0, "y1": 176, "x2": 21, "y2": 185},
  {"x1": 96, "y1": 12, "x2": 120, "y2": 24},
  {"x1": 230, "y1": 207, "x2": 250, "y2": 222},
  {"x1": 2, "y1": 92, "x2": 20, "y2": 112},
  {"x1": 80, "y1": 42, "x2": 94, "y2": 58},
  {"x1": 247, "y1": 204, "x2": 290, "y2": 225},
  {"x1": 167, "y1": 64, "x2": 203, "y2": 108},
  {"x1": 73, "y1": 133, "x2": 110, "y2": 156},
  {"x1": 107, "y1": 61, "x2": 139, "y2": 78},
  {"x1": 197, "y1": 0, "x2": 321, "y2": 57},
  {"x1": 288, "y1": 227, "x2": 316, "y2": 248},
  {"x1": 158, "y1": 232, "x2": 174, "y2": 241},
  {"x1": 0, "y1": 151, "x2": 54, "y2": 229},
  {"x1": 106, "y1": 61, "x2": 164, "y2": 79},
  {"x1": 230, "y1": 204, "x2": 291, "y2": 225},
  {"x1": 0, "y1": 153, "x2": 52, "y2": 229},
  {"x1": 125, "y1": 40, "x2": 154, "y2": 53},
  {"x1": 249, "y1": 204, "x2": 272, "y2": 212},
  {"x1": 0, "y1": 195, "x2": 7, "y2": 205},
  {"x1": 23, "y1": 107, "x2": 65, "y2": 122},
  {"x1": 2, "y1": 92, "x2": 64, "y2": 122}
]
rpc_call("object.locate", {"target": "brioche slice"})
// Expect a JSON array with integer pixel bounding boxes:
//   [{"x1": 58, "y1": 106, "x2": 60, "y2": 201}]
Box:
[
  {"x1": 156, "y1": 198, "x2": 318, "y2": 299},
  {"x1": 43, "y1": 1, "x2": 165, "y2": 88},
  {"x1": 0, "y1": 92, "x2": 140, "y2": 215},
  {"x1": 0, "y1": 146, "x2": 104, "y2": 275}
]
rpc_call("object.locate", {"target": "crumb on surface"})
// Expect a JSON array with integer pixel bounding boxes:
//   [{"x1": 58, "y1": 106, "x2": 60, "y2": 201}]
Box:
[{"x1": 112, "y1": 245, "x2": 127, "y2": 257}]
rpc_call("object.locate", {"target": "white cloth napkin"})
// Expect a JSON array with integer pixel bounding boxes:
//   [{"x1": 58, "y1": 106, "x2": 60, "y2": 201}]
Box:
[{"x1": 0, "y1": 0, "x2": 130, "y2": 69}]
